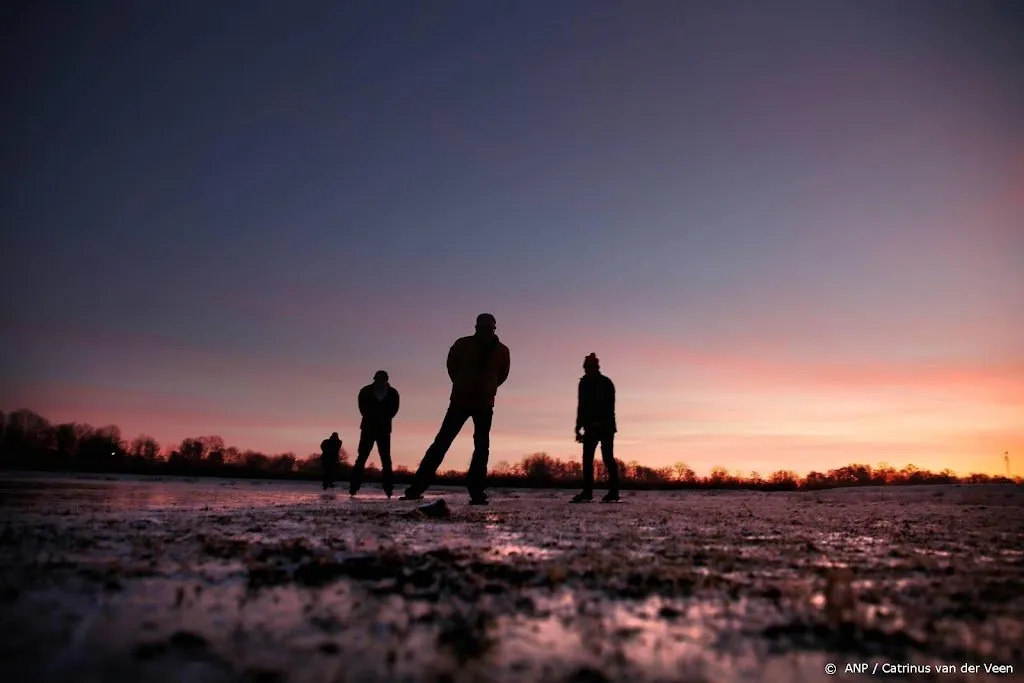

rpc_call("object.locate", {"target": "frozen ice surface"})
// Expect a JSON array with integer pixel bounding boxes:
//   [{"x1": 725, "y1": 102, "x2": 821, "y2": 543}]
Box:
[{"x1": 0, "y1": 473, "x2": 1021, "y2": 682}]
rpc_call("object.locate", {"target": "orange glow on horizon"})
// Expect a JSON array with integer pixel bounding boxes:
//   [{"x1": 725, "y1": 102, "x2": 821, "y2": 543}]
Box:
[{"x1": 4, "y1": 309, "x2": 1021, "y2": 479}]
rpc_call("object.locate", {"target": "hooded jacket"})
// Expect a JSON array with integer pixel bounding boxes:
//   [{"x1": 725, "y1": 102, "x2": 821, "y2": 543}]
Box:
[{"x1": 446, "y1": 334, "x2": 511, "y2": 409}]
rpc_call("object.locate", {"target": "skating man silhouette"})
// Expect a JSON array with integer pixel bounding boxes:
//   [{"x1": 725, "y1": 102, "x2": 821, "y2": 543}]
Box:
[
  {"x1": 572, "y1": 353, "x2": 620, "y2": 503},
  {"x1": 401, "y1": 313, "x2": 510, "y2": 505},
  {"x1": 350, "y1": 370, "x2": 400, "y2": 497},
  {"x1": 320, "y1": 432, "x2": 342, "y2": 490}
]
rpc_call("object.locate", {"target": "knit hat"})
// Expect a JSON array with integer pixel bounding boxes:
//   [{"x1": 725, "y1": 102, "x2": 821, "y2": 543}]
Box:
[{"x1": 583, "y1": 353, "x2": 599, "y2": 369}]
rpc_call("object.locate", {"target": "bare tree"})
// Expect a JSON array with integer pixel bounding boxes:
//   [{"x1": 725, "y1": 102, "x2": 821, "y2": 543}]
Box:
[{"x1": 130, "y1": 435, "x2": 161, "y2": 461}]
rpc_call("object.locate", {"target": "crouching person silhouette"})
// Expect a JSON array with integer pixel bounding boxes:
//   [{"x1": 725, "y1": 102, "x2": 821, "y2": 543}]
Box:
[
  {"x1": 320, "y1": 432, "x2": 342, "y2": 490},
  {"x1": 402, "y1": 313, "x2": 510, "y2": 505},
  {"x1": 351, "y1": 370, "x2": 399, "y2": 498},
  {"x1": 572, "y1": 353, "x2": 620, "y2": 503}
]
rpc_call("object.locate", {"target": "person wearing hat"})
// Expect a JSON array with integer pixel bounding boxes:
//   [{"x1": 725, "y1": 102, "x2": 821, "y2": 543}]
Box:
[
  {"x1": 320, "y1": 432, "x2": 343, "y2": 490},
  {"x1": 351, "y1": 370, "x2": 400, "y2": 497},
  {"x1": 572, "y1": 353, "x2": 620, "y2": 503},
  {"x1": 402, "y1": 313, "x2": 510, "y2": 505}
]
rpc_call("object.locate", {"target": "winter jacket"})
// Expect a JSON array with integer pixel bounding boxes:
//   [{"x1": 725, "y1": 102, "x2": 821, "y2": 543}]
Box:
[
  {"x1": 320, "y1": 438, "x2": 342, "y2": 463},
  {"x1": 357, "y1": 385, "x2": 400, "y2": 433},
  {"x1": 447, "y1": 334, "x2": 511, "y2": 409},
  {"x1": 576, "y1": 373, "x2": 617, "y2": 434}
]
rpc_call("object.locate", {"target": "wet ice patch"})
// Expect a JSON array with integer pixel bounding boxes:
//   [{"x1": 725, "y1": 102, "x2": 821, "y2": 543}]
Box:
[{"x1": 482, "y1": 526, "x2": 559, "y2": 560}]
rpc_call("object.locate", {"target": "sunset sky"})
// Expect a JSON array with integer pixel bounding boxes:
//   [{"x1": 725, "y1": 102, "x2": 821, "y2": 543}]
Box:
[{"x1": 2, "y1": 1, "x2": 1022, "y2": 477}]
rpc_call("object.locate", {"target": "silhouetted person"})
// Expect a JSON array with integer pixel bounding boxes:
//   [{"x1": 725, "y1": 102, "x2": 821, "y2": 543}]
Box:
[
  {"x1": 401, "y1": 313, "x2": 510, "y2": 505},
  {"x1": 572, "y1": 353, "x2": 620, "y2": 503},
  {"x1": 320, "y1": 432, "x2": 342, "y2": 490},
  {"x1": 350, "y1": 370, "x2": 400, "y2": 498}
]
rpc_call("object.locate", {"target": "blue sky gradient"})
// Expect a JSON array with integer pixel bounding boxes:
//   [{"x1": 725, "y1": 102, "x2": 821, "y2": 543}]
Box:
[{"x1": 3, "y1": 1, "x2": 1022, "y2": 475}]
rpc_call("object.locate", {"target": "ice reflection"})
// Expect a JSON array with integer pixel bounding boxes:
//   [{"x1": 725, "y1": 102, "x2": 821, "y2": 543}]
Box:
[
  {"x1": 0, "y1": 476, "x2": 333, "y2": 512},
  {"x1": 493, "y1": 591, "x2": 788, "y2": 682},
  {"x1": 816, "y1": 532, "x2": 887, "y2": 549},
  {"x1": 481, "y1": 525, "x2": 558, "y2": 560}
]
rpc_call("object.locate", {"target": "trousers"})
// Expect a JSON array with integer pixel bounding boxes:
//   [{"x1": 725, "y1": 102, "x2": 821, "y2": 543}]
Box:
[
  {"x1": 351, "y1": 430, "x2": 393, "y2": 494},
  {"x1": 582, "y1": 432, "x2": 619, "y2": 492},
  {"x1": 410, "y1": 403, "x2": 493, "y2": 495}
]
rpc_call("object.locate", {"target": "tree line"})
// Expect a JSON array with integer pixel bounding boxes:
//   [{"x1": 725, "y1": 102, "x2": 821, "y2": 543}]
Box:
[{"x1": 0, "y1": 408, "x2": 1018, "y2": 491}]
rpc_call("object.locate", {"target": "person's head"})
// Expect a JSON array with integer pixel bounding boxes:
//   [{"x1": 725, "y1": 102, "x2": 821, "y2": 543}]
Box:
[
  {"x1": 583, "y1": 353, "x2": 600, "y2": 375},
  {"x1": 373, "y1": 370, "x2": 389, "y2": 387},
  {"x1": 329, "y1": 431, "x2": 341, "y2": 443},
  {"x1": 475, "y1": 313, "x2": 497, "y2": 342}
]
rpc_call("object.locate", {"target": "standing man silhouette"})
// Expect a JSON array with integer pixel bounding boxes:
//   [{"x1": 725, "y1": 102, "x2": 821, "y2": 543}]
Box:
[
  {"x1": 401, "y1": 313, "x2": 510, "y2": 505},
  {"x1": 350, "y1": 370, "x2": 400, "y2": 498},
  {"x1": 572, "y1": 353, "x2": 620, "y2": 503}
]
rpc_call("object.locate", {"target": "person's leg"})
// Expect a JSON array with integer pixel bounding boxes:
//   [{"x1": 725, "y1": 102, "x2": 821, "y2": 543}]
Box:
[
  {"x1": 600, "y1": 433, "x2": 620, "y2": 500},
  {"x1": 321, "y1": 458, "x2": 331, "y2": 489},
  {"x1": 407, "y1": 405, "x2": 469, "y2": 495},
  {"x1": 377, "y1": 433, "x2": 394, "y2": 497},
  {"x1": 466, "y1": 406, "x2": 494, "y2": 499},
  {"x1": 578, "y1": 436, "x2": 598, "y2": 498},
  {"x1": 350, "y1": 432, "x2": 374, "y2": 495}
]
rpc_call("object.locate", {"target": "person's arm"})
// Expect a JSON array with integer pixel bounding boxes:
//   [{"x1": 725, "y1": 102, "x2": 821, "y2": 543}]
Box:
[
  {"x1": 357, "y1": 388, "x2": 370, "y2": 417},
  {"x1": 607, "y1": 378, "x2": 616, "y2": 425},
  {"x1": 497, "y1": 346, "x2": 510, "y2": 387},
  {"x1": 390, "y1": 389, "x2": 400, "y2": 419},
  {"x1": 575, "y1": 380, "x2": 584, "y2": 433},
  {"x1": 446, "y1": 341, "x2": 460, "y2": 383}
]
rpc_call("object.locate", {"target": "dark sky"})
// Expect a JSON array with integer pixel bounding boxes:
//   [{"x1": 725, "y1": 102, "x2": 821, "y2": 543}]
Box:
[{"x1": 3, "y1": 1, "x2": 1022, "y2": 475}]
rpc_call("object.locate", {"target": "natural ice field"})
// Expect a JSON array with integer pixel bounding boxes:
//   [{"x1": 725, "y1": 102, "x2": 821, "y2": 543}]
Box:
[{"x1": 0, "y1": 473, "x2": 1021, "y2": 683}]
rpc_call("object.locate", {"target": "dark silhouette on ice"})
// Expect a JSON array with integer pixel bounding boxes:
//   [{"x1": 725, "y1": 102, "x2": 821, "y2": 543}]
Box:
[
  {"x1": 401, "y1": 313, "x2": 510, "y2": 505},
  {"x1": 572, "y1": 353, "x2": 620, "y2": 503},
  {"x1": 351, "y1": 370, "x2": 400, "y2": 498},
  {"x1": 320, "y1": 432, "x2": 342, "y2": 490}
]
